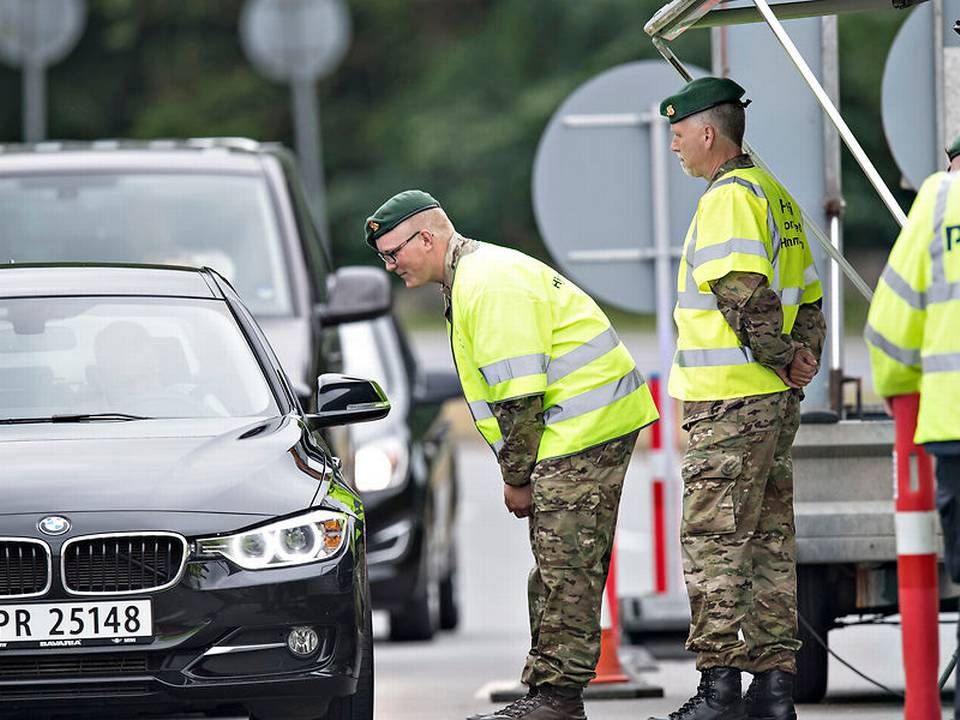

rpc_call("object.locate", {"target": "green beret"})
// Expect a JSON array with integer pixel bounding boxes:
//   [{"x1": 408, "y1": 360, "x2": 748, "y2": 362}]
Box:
[
  {"x1": 364, "y1": 190, "x2": 440, "y2": 249},
  {"x1": 660, "y1": 77, "x2": 751, "y2": 124},
  {"x1": 947, "y1": 134, "x2": 960, "y2": 161}
]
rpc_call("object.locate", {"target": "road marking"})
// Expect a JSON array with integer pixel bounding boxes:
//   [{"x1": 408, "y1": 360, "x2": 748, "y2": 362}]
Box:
[{"x1": 474, "y1": 680, "x2": 522, "y2": 700}]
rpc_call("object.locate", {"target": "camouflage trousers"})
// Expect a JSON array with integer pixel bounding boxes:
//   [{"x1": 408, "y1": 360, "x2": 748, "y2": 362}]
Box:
[
  {"x1": 521, "y1": 431, "x2": 639, "y2": 689},
  {"x1": 680, "y1": 390, "x2": 802, "y2": 674}
]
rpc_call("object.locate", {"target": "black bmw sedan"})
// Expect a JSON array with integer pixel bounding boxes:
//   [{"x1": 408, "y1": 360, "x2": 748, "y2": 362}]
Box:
[{"x1": 0, "y1": 264, "x2": 389, "y2": 720}]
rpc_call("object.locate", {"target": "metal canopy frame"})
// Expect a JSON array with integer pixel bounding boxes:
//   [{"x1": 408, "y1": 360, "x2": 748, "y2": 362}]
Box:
[
  {"x1": 646, "y1": 0, "x2": 927, "y2": 39},
  {"x1": 645, "y1": 0, "x2": 929, "y2": 300}
]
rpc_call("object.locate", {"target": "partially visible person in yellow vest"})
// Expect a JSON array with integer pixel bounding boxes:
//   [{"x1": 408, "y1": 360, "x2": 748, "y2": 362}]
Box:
[
  {"x1": 652, "y1": 77, "x2": 826, "y2": 720},
  {"x1": 363, "y1": 190, "x2": 659, "y2": 720},
  {"x1": 866, "y1": 136, "x2": 960, "y2": 720}
]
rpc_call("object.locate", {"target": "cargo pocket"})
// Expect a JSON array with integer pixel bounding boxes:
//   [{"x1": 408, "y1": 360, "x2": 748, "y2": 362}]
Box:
[
  {"x1": 532, "y1": 477, "x2": 600, "y2": 569},
  {"x1": 681, "y1": 450, "x2": 742, "y2": 536}
]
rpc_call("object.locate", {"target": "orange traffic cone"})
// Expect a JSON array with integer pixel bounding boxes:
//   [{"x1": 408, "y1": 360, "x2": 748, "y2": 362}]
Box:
[{"x1": 591, "y1": 544, "x2": 629, "y2": 684}]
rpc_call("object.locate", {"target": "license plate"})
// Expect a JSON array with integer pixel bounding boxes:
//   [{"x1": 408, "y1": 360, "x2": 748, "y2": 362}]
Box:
[{"x1": 0, "y1": 600, "x2": 152, "y2": 648}]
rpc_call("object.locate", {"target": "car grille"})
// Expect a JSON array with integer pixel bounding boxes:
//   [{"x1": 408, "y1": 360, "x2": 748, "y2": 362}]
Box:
[
  {"x1": 0, "y1": 539, "x2": 50, "y2": 598},
  {"x1": 0, "y1": 682, "x2": 153, "y2": 700},
  {"x1": 0, "y1": 654, "x2": 149, "y2": 678},
  {"x1": 63, "y1": 535, "x2": 186, "y2": 594}
]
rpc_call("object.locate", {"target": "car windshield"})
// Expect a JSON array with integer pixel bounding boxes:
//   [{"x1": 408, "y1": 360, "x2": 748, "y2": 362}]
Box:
[
  {"x1": 0, "y1": 173, "x2": 292, "y2": 316},
  {"x1": 0, "y1": 296, "x2": 279, "y2": 421}
]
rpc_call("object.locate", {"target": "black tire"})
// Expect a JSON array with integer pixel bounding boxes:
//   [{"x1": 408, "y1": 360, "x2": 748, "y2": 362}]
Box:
[
  {"x1": 323, "y1": 601, "x2": 375, "y2": 720},
  {"x1": 389, "y1": 575, "x2": 439, "y2": 641},
  {"x1": 795, "y1": 564, "x2": 829, "y2": 703},
  {"x1": 439, "y1": 569, "x2": 460, "y2": 631}
]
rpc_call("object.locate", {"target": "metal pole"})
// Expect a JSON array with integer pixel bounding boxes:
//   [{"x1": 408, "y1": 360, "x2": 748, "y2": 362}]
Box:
[
  {"x1": 648, "y1": 106, "x2": 681, "y2": 598},
  {"x1": 934, "y1": 0, "x2": 946, "y2": 160},
  {"x1": 291, "y1": 75, "x2": 331, "y2": 253},
  {"x1": 821, "y1": 16, "x2": 844, "y2": 414},
  {"x1": 23, "y1": 60, "x2": 45, "y2": 143},
  {"x1": 750, "y1": 0, "x2": 907, "y2": 227},
  {"x1": 652, "y1": 37, "x2": 875, "y2": 301}
]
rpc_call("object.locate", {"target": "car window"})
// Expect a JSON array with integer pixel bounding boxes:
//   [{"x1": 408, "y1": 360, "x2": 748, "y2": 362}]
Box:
[
  {"x1": 0, "y1": 296, "x2": 279, "y2": 420},
  {"x1": 282, "y1": 158, "x2": 330, "y2": 301},
  {"x1": 338, "y1": 318, "x2": 407, "y2": 406},
  {"x1": 0, "y1": 172, "x2": 292, "y2": 317}
]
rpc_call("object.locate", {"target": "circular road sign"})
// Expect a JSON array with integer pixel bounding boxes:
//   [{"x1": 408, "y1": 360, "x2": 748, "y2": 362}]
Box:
[
  {"x1": 0, "y1": 0, "x2": 85, "y2": 67},
  {"x1": 532, "y1": 60, "x2": 707, "y2": 314},
  {"x1": 240, "y1": 0, "x2": 351, "y2": 84},
  {"x1": 882, "y1": 0, "x2": 960, "y2": 190}
]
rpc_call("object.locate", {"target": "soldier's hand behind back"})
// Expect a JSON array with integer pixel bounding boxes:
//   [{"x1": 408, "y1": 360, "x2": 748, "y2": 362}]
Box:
[
  {"x1": 789, "y1": 346, "x2": 819, "y2": 386},
  {"x1": 504, "y1": 482, "x2": 533, "y2": 518}
]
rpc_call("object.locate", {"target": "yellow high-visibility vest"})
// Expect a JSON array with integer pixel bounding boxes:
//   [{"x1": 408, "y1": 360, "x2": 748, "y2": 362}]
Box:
[
  {"x1": 866, "y1": 171, "x2": 960, "y2": 444},
  {"x1": 669, "y1": 166, "x2": 822, "y2": 401},
  {"x1": 448, "y1": 242, "x2": 659, "y2": 462}
]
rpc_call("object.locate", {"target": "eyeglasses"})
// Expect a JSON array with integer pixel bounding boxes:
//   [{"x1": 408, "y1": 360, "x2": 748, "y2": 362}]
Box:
[{"x1": 375, "y1": 230, "x2": 420, "y2": 265}]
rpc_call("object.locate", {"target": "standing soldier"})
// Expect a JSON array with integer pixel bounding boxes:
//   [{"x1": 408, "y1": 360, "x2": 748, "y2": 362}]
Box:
[
  {"x1": 364, "y1": 190, "x2": 660, "y2": 720},
  {"x1": 654, "y1": 77, "x2": 826, "y2": 720},
  {"x1": 866, "y1": 137, "x2": 960, "y2": 720}
]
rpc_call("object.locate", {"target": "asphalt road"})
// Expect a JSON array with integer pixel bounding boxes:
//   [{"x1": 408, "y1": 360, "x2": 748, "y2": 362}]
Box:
[
  {"x1": 373, "y1": 440, "x2": 958, "y2": 720},
  {"x1": 124, "y1": 330, "x2": 946, "y2": 720}
]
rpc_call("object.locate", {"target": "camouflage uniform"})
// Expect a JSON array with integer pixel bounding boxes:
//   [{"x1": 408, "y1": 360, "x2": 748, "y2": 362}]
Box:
[
  {"x1": 679, "y1": 156, "x2": 826, "y2": 674},
  {"x1": 522, "y1": 430, "x2": 638, "y2": 688},
  {"x1": 442, "y1": 235, "x2": 638, "y2": 689}
]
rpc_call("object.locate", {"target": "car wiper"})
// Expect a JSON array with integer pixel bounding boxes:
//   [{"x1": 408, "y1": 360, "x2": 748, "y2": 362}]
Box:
[{"x1": 0, "y1": 413, "x2": 153, "y2": 424}]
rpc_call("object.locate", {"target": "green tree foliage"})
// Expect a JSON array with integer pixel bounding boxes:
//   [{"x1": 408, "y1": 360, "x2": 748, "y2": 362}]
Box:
[{"x1": 0, "y1": 1, "x2": 918, "y2": 266}]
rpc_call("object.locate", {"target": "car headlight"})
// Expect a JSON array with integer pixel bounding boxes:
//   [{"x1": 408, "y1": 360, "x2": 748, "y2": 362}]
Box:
[
  {"x1": 353, "y1": 437, "x2": 409, "y2": 493},
  {"x1": 196, "y1": 510, "x2": 348, "y2": 569}
]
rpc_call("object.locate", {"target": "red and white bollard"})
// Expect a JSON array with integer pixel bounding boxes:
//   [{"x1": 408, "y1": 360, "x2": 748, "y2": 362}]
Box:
[
  {"x1": 648, "y1": 375, "x2": 668, "y2": 595},
  {"x1": 892, "y1": 393, "x2": 939, "y2": 720}
]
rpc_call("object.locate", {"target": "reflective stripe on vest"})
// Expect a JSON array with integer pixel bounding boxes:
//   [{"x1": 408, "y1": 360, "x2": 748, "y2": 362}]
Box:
[
  {"x1": 693, "y1": 237, "x2": 769, "y2": 266},
  {"x1": 479, "y1": 353, "x2": 548, "y2": 386},
  {"x1": 546, "y1": 327, "x2": 621, "y2": 384},
  {"x1": 713, "y1": 176, "x2": 782, "y2": 258},
  {"x1": 543, "y1": 368, "x2": 645, "y2": 425},
  {"x1": 469, "y1": 400, "x2": 494, "y2": 421},
  {"x1": 477, "y1": 327, "x2": 624, "y2": 390},
  {"x1": 923, "y1": 353, "x2": 960, "y2": 373},
  {"x1": 864, "y1": 323, "x2": 921, "y2": 368},
  {"x1": 882, "y1": 264, "x2": 926, "y2": 310},
  {"x1": 676, "y1": 347, "x2": 755, "y2": 367}
]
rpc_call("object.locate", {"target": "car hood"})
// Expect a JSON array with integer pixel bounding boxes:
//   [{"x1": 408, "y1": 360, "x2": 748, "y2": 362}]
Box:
[{"x1": 0, "y1": 416, "x2": 324, "y2": 516}]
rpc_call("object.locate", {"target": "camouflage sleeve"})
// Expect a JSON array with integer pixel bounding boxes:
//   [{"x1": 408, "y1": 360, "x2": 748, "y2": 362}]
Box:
[
  {"x1": 790, "y1": 299, "x2": 826, "y2": 364},
  {"x1": 709, "y1": 271, "x2": 796, "y2": 370},
  {"x1": 491, "y1": 395, "x2": 544, "y2": 487}
]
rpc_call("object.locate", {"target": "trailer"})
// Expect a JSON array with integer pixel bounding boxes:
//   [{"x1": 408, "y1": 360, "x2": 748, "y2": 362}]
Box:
[{"x1": 644, "y1": 0, "x2": 956, "y2": 704}]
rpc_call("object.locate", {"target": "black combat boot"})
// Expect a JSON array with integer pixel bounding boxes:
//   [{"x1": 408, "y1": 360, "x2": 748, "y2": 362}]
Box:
[
  {"x1": 648, "y1": 667, "x2": 746, "y2": 720},
  {"x1": 743, "y1": 670, "x2": 797, "y2": 720},
  {"x1": 465, "y1": 684, "x2": 586, "y2": 720}
]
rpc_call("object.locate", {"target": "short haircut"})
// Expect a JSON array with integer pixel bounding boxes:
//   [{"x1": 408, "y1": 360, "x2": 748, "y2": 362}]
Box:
[{"x1": 700, "y1": 102, "x2": 745, "y2": 147}]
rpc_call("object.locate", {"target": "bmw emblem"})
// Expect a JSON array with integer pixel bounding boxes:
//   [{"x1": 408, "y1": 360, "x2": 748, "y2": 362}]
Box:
[{"x1": 38, "y1": 516, "x2": 70, "y2": 536}]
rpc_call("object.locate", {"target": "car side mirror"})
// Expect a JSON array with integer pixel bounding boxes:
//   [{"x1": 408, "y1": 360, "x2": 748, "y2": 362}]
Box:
[
  {"x1": 306, "y1": 373, "x2": 391, "y2": 428},
  {"x1": 414, "y1": 369, "x2": 462, "y2": 406},
  {"x1": 316, "y1": 266, "x2": 392, "y2": 327}
]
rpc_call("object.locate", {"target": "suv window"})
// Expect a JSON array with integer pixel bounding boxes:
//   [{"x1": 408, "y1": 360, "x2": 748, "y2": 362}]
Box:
[{"x1": 0, "y1": 172, "x2": 293, "y2": 317}]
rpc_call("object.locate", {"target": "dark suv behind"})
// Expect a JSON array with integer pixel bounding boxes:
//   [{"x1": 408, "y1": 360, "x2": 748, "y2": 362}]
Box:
[{"x1": 0, "y1": 138, "x2": 461, "y2": 641}]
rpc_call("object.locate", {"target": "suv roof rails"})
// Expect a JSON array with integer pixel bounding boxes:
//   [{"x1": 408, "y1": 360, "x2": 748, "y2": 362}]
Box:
[{"x1": 0, "y1": 137, "x2": 273, "y2": 155}]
